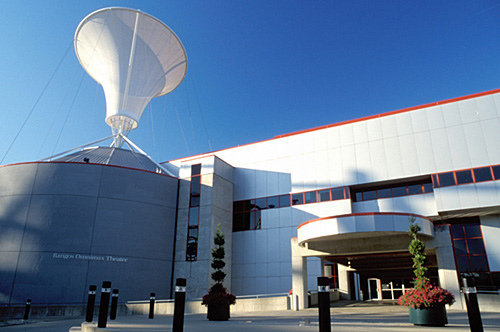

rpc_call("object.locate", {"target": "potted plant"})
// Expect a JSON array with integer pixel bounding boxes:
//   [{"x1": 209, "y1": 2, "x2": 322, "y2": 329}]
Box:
[
  {"x1": 202, "y1": 225, "x2": 236, "y2": 320},
  {"x1": 397, "y1": 218, "x2": 455, "y2": 326}
]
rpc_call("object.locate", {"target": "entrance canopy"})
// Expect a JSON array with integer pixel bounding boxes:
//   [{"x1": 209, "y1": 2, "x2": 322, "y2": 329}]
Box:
[{"x1": 297, "y1": 212, "x2": 434, "y2": 255}]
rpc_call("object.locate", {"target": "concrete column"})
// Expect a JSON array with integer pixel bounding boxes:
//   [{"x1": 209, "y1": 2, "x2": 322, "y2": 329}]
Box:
[
  {"x1": 431, "y1": 225, "x2": 464, "y2": 310},
  {"x1": 291, "y1": 238, "x2": 308, "y2": 310}
]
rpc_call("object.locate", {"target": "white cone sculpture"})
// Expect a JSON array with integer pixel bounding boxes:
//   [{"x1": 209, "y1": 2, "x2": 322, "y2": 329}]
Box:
[{"x1": 75, "y1": 7, "x2": 187, "y2": 146}]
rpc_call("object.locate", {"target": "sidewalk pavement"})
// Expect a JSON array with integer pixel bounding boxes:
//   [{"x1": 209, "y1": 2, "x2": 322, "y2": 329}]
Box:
[{"x1": 1, "y1": 304, "x2": 499, "y2": 332}]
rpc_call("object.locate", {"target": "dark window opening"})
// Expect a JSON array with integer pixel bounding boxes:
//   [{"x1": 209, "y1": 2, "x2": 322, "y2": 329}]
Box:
[
  {"x1": 456, "y1": 170, "x2": 473, "y2": 185},
  {"x1": 474, "y1": 167, "x2": 493, "y2": 182},
  {"x1": 292, "y1": 193, "x2": 304, "y2": 205},
  {"x1": 350, "y1": 176, "x2": 432, "y2": 202},
  {"x1": 438, "y1": 172, "x2": 456, "y2": 187}
]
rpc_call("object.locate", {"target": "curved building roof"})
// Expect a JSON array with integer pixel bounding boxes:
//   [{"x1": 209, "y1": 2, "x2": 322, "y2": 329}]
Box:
[{"x1": 54, "y1": 146, "x2": 168, "y2": 174}]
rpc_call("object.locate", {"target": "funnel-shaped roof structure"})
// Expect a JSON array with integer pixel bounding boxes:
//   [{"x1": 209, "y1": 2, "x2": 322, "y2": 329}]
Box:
[{"x1": 75, "y1": 7, "x2": 187, "y2": 146}]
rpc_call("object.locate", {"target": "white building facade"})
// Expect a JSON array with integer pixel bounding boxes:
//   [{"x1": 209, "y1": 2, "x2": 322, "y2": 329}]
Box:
[
  {"x1": 2, "y1": 88, "x2": 500, "y2": 312},
  {"x1": 165, "y1": 88, "x2": 500, "y2": 309}
]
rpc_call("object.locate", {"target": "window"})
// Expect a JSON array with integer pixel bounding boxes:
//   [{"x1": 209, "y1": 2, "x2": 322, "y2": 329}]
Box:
[
  {"x1": 493, "y1": 165, "x2": 500, "y2": 180},
  {"x1": 456, "y1": 170, "x2": 473, "y2": 185},
  {"x1": 304, "y1": 191, "x2": 317, "y2": 204},
  {"x1": 186, "y1": 164, "x2": 202, "y2": 261},
  {"x1": 392, "y1": 186, "x2": 407, "y2": 197},
  {"x1": 474, "y1": 167, "x2": 492, "y2": 182},
  {"x1": 255, "y1": 198, "x2": 267, "y2": 210},
  {"x1": 331, "y1": 188, "x2": 344, "y2": 200},
  {"x1": 233, "y1": 199, "x2": 262, "y2": 232},
  {"x1": 438, "y1": 172, "x2": 455, "y2": 187},
  {"x1": 449, "y1": 218, "x2": 491, "y2": 282},
  {"x1": 318, "y1": 189, "x2": 331, "y2": 202},
  {"x1": 233, "y1": 186, "x2": 349, "y2": 231},
  {"x1": 279, "y1": 194, "x2": 290, "y2": 207},
  {"x1": 377, "y1": 188, "x2": 392, "y2": 198},
  {"x1": 408, "y1": 184, "x2": 423, "y2": 195},
  {"x1": 292, "y1": 193, "x2": 304, "y2": 205},
  {"x1": 362, "y1": 190, "x2": 377, "y2": 201},
  {"x1": 350, "y1": 176, "x2": 432, "y2": 202},
  {"x1": 267, "y1": 196, "x2": 279, "y2": 208}
]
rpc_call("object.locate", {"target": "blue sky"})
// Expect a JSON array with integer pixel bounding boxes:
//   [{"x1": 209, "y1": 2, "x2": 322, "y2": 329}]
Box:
[{"x1": 1, "y1": 0, "x2": 499, "y2": 165}]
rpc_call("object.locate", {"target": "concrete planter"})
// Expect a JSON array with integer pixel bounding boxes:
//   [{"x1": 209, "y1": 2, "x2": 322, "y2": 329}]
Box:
[
  {"x1": 409, "y1": 306, "x2": 448, "y2": 326},
  {"x1": 207, "y1": 303, "x2": 230, "y2": 321}
]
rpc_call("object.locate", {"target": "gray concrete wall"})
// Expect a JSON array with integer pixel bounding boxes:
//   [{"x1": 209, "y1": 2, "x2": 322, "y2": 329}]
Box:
[
  {"x1": 127, "y1": 295, "x2": 288, "y2": 315},
  {"x1": 0, "y1": 162, "x2": 178, "y2": 306},
  {"x1": 173, "y1": 156, "x2": 234, "y2": 299}
]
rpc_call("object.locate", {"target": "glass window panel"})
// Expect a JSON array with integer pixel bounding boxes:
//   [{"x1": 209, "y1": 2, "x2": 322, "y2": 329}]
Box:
[
  {"x1": 279, "y1": 194, "x2": 290, "y2": 207},
  {"x1": 190, "y1": 176, "x2": 200, "y2": 195},
  {"x1": 438, "y1": 172, "x2": 456, "y2": 187},
  {"x1": 355, "y1": 192, "x2": 363, "y2": 202},
  {"x1": 432, "y1": 174, "x2": 439, "y2": 187},
  {"x1": 456, "y1": 170, "x2": 473, "y2": 184},
  {"x1": 467, "y1": 239, "x2": 486, "y2": 255},
  {"x1": 408, "y1": 184, "x2": 423, "y2": 195},
  {"x1": 304, "y1": 191, "x2": 317, "y2": 204},
  {"x1": 232, "y1": 213, "x2": 247, "y2": 232},
  {"x1": 318, "y1": 189, "x2": 331, "y2": 202},
  {"x1": 292, "y1": 193, "x2": 304, "y2": 205},
  {"x1": 474, "y1": 167, "x2": 493, "y2": 182},
  {"x1": 453, "y1": 239, "x2": 467, "y2": 255},
  {"x1": 331, "y1": 188, "x2": 344, "y2": 200},
  {"x1": 267, "y1": 196, "x2": 279, "y2": 209},
  {"x1": 255, "y1": 198, "x2": 267, "y2": 210},
  {"x1": 492, "y1": 165, "x2": 500, "y2": 180},
  {"x1": 190, "y1": 195, "x2": 200, "y2": 207},
  {"x1": 188, "y1": 207, "x2": 199, "y2": 226},
  {"x1": 377, "y1": 188, "x2": 392, "y2": 198},
  {"x1": 451, "y1": 224, "x2": 465, "y2": 239},
  {"x1": 250, "y1": 211, "x2": 261, "y2": 229},
  {"x1": 423, "y1": 183, "x2": 433, "y2": 193},
  {"x1": 464, "y1": 223, "x2": 482, "y2": 238},
  {"x1": 344, "y1": 188, "x2": 350, "y2": 199},
  {"x1": 233, "y1": 201, "x2": 245, "y2": 213},
  {"x1": 234, "y1": 200, "x2": 252, "y2": 212},
  {"x1": 188, "y1": 226, "x2": 198, "y2": 239},
  {"x1": 363, "y1": 190, "x2": 377, "y2": 200},
  {"x1": 392, "y1": 186, "x2": 407, "y2": 197},
  {"x1": 469, "y1": 255, "x2": 489, "y2": 272},
  {"x1": 191, "y1": 164, "x2": 201, "y2": 175},
  {"x1": 456, "y1": 256, "x2": 470, "y2": 272}
]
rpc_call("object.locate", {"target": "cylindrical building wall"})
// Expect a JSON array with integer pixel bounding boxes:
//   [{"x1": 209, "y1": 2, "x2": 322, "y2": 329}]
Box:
[{"x1": 0, "y1": 161, "x2": 178, "y2": 305}]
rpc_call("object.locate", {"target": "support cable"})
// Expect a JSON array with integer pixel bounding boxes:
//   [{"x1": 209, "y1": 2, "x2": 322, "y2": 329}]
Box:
[{"x1": 1, "y1": 41, "x2": 73, "y2": 165}]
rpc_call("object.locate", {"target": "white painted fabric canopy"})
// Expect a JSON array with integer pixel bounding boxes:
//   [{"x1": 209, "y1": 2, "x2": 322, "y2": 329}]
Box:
[{"x1": 75, "y1": 7, "x2": 187, "y2": 140}]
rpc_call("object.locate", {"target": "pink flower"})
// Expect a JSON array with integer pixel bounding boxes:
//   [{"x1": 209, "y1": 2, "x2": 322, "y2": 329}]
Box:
[{"x1": 397, "y1": 279, "x2": 455, "y2": 309}]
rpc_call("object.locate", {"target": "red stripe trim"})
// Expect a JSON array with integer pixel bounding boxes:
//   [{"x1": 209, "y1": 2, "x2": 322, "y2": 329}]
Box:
[
  {"x1": 0, "y1": 161, "x2": 176, "y2": 179},
  {"x1": 276, "y1": 88, "x2": 500, "y2": 139},
  {"x1": 297, "y1": 212, "x2": 431, "y2": 230},
  {"x1": 167, "y1": 88, "x2": 500, "y2": 163}
]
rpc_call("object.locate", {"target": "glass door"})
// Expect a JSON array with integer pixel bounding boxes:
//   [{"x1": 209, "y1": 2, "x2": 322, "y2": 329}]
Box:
[{"x1": 367, "y1": 278, "x2": 382, "y2": 300}]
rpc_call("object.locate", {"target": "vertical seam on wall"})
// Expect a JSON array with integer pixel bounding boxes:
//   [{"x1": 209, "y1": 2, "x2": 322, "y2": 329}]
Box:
[
  {"x1": 8, "y1": 163, "x2": 39, "y2": 305},
  {"x1": 82, "y1": 165, "x2": 105, "y2": 304}
]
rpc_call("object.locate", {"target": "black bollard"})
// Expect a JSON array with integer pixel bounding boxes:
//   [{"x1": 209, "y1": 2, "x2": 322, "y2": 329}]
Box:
[
  {"x1": 173, "y1": 278, "x2": 187, "y2": 332},
  {"x1": 86, "y1": 285, "x2": 97, "y2": 322},
  {"x1": 98, "y1": 281, "x2": 112, "y2": 328},
  {"x1": 462, "y1": 278, "x2": 483, "y2": 332},
  {"x1": 317, "y1": 277, "x2": 331, "y2": 332},
  {"x1": 110, "y1": 289, "x2": 119, "y2": 320},
  {"x1": 23, "y1": 299, "x2": 31, "y2": 320},
  {"x1": 149, "y1": 293, "x2": 156, "y2": 319}
]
